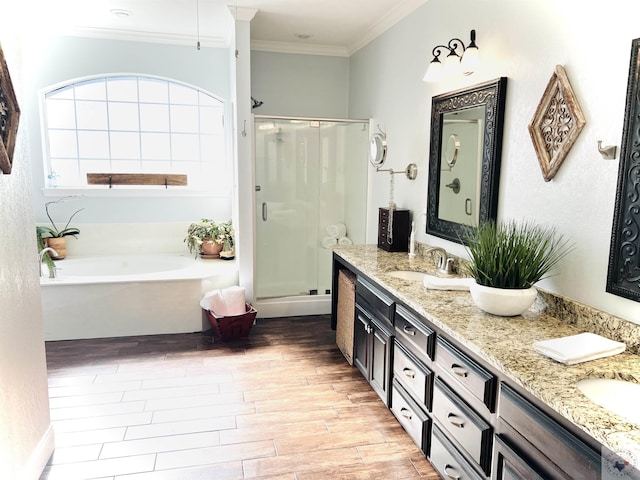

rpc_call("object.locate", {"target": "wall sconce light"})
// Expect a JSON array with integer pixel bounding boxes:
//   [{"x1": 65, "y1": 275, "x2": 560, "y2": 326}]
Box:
[{"x1": 423, "y1": 29, "x2": 480, "y2": 82}]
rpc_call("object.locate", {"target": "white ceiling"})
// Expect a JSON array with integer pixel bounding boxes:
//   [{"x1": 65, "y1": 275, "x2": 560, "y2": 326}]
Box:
[{"x1": 9, "y1": 0, "x2": 427, "y2": 56}]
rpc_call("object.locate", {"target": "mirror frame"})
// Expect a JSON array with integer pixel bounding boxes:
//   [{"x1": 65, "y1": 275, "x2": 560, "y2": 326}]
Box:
[
  {"x1": 607, "y1": 38, "x2": 640, "y2": 302},
  {"x1": 369, "y1": 132, "x2": 387, "y2": 167},
  {"x1": 426, "y1": 77, "x2": 508, "y2": 244}
]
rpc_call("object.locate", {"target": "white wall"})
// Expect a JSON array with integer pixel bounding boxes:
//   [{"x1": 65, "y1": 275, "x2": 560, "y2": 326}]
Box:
[
  {"x1": 251, "y1": 51, "x2": 350, "y2": 118},
  {"x1": 348, "y1": 0, "x2": 640, "y2": 324},
  {"x1": 0, "y1": 40, "x2": 54, "y2": 480},
  {"x1": 22, "y1": 35, "x2": 233, "y2": 226}
]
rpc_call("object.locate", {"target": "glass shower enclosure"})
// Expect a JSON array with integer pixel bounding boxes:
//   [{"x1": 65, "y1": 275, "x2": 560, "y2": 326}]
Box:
[{"x1": 254, "y1": 116, "x2": 369, "y2": 315}]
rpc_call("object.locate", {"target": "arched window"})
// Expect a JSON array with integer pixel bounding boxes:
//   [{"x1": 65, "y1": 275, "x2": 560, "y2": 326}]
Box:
[{"x1": 41, "y1": 75, "x2": 227, "y2": 192}]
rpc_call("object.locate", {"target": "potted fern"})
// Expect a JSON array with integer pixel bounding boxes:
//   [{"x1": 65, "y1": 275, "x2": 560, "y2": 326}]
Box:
[
  {"x1": 36, "y1": 196, "x2": 84, "y2": 260},
  {"x1": 463, "y1": 219, "x2": 573, "y2": 316},
  {"x1": 185, "y1": 219, "x2": 233, "y2": 258}
]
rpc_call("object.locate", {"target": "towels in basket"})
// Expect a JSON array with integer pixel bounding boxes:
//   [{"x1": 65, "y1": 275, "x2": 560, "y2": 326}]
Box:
[{"x1": 201, "y1": 286, "x2": 256, "y2": 341}]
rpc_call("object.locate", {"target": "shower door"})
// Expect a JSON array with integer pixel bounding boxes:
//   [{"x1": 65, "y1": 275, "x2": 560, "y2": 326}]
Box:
[{"x1": 254, "y1": 117, "x2": 368, "y2": 301}]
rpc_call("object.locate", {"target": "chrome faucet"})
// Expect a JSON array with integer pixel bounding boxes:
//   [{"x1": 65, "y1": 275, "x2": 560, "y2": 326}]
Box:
[
  {"x1": 424, "y1": 247, "x2": 455, "y2": 276},
  {"x1": 38, "y1": 247, "x2": 59, "y2": 278}
]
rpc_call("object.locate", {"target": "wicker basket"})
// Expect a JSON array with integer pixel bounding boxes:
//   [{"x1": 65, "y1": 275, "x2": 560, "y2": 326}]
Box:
[
  {"x1": 205, "y1": 304, "x2": 257, "y2": 341},
  {"x1": 336, "y1": 269, "x2": 356, "y2": 364}
]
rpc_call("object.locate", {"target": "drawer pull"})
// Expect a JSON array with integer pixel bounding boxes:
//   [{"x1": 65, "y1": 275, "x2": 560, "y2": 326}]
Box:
[
  {"x1": 447, "y1": 413, "x2": 465, "y2": 428},
  {"x1": 443, "y1": 464, "x2": 462, "y2": 480},
  {"x1": 402, "y1": 324, "x2": 416, "y2": 336},
  {"x1": 400, "y1": 407, "x2": 412, "y2": 420},
  {"x1": 402, "y1": 368, "x2": 416, "y2": 379},
  {"x1": 450, "y1": 363, "x2": 469, "y2": 378}
]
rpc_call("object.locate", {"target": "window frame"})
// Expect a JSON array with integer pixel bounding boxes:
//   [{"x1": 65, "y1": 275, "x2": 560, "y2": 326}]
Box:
[{"x1": 39, "y1": 73, "x2": 230, "y2": 198}]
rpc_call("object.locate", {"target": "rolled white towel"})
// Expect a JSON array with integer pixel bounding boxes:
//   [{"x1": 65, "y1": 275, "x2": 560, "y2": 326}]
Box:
[
  {"x1": 200, "y1": 289, "x2": 227, "y2": 315},
  {"x1": 337, "y1": 236, "x2": 353, "y2": 245},
  {"x1": 221, "y1": 286, "x2": 246, "y2": 316},
  {"x1": 326, "y1": 223, "x2": 347, "y2": 238},
  {"x1": 321, "y1": 236, "x2": 338, "y2": 249}
]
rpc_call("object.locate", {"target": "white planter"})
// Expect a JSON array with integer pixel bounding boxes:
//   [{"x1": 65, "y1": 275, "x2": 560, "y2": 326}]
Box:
[{"x1": 469, "y1": 282, "x2": 537, "y2": 316}]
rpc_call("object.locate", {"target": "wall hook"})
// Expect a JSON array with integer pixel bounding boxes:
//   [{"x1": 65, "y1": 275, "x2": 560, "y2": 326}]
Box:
[{"x1": 597, "y1": 140, "x2": 617, "y2": 160}]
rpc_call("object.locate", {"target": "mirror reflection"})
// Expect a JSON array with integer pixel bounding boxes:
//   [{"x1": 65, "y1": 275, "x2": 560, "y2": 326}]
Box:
[
  {"x1": 438, "y1": 107, "x2": 484, "y2": 227},
  {"x1": 426, "y1": 77, "x2": 508, "y2": 244}
]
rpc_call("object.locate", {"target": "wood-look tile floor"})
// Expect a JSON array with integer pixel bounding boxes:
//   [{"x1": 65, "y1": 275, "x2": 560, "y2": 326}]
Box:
[{"x1": 40, "y1": 315, "x2": 440, "y2": 480}]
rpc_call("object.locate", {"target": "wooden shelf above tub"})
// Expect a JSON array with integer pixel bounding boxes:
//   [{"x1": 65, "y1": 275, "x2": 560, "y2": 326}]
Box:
[{"x1": 86, "y1": 173, "x2": 188, "y2": 188}]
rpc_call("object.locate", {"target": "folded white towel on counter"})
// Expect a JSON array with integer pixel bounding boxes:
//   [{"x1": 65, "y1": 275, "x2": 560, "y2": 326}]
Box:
[
  {"x1": 326, "y1": 223, "x2": 347, "y2": 238},
  {"x1": 321, "y1": 236, "x2": 338, "y2": 249},
  {"x1": 533, "y1": 332, "x2": 626, "y2": 365},
  {"x1": 337, "y1": 236, "x2": 353, "y2": 245},
  {"x1": 423, "y1": 275, "x2": 474, "y2": 291}
]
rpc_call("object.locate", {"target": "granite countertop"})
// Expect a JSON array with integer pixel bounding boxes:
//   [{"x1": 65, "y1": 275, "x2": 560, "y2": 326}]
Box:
[{"x1": 334, "y1": 244, "x2": 640, "y2": 464}]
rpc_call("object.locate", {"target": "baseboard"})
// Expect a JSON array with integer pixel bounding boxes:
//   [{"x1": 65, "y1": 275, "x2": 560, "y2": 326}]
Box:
[
  {"x1": 255, "y1": 295, "x2": 331, "y2": 318},
  {"x1": 20, "y1": 424, "x2": 54, "y2": 480}
]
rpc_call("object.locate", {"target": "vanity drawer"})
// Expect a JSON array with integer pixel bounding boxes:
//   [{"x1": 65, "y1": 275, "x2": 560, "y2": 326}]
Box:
[
  {"x1": 390, "y1": 379, "x2": 430, "y2": 452},
  {"x1": 430, "y1": 423, "x2": 484, "y2": 480},
  {"x1": 393, "y1": 341, "x2": 433, "y2": 408},
  {"x1": 435, "y1": 336, "x2": 496, "y2": 411},
  {"x1": 499, "y1": 383, "x2": 601, "y2": 480},
  {"x1": 432, "y1": 376, "x2": 492, "y2": 475},
  {"x1": 395, "y1": 304, "x2": 435, "y2": 361},
  {"x1": 356, "y1": 276, "x2": 394, "y2": 325}
]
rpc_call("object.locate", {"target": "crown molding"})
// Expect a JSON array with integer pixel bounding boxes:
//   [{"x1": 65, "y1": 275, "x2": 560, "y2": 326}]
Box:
[
  {"x1": 251, "y1": 40, "x2": 349, "y2": 57},
  {"x1": 62, "y1": 26, "x2": 228, "y2": 49},
  {"x1": 347, "y1": 0, "x2": 427, "y2": 55}
]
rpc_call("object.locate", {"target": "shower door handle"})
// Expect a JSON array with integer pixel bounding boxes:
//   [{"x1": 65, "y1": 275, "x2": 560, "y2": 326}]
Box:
[{"x1": 262, "y1": 202, "x2": 268, "y2": 221}]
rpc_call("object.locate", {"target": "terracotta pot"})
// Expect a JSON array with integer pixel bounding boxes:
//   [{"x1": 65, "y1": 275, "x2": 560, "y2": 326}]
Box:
[
  {"x1": 45, "y1": 237, "x2": 67, "y2": 260},
  {"x1": 469, "y1": 281, "x2": 537, "y2": 317},
  {"x1": 201, "y1": 238, "x2": 223, "y2": 257}
]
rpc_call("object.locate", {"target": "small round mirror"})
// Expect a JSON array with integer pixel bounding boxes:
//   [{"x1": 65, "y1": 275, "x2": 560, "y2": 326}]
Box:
[
  {"x1": 444, "y1": 134, "x2": 460, "y2": 168},
  {"x1": 369, "y1": 133, "x2": 387, "y2": 167}
]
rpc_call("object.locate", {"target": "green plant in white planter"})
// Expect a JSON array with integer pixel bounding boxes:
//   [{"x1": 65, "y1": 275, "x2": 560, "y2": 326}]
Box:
[{"x1": 463, "y1": 219, "x2": 573, "y2": 316}]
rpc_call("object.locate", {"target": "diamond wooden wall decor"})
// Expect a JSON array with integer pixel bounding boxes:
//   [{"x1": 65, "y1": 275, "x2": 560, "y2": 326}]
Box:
[{"x1": 528, "y1": 65, "x2": 585, "y2": 182}]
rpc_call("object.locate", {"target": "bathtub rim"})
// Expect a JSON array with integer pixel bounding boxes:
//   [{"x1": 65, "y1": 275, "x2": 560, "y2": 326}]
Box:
[{"x1": 40, "y1": 253, "x2": 237, "y2": 287}]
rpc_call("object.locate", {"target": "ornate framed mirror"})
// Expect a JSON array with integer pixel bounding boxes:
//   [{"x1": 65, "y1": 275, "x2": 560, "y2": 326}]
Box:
[
  {"x1": 426, "y1": 77, "x2": 508, "y2": 244},
  {"x1": 607, "y1": 38, "x2": 640, "y2": 302}
]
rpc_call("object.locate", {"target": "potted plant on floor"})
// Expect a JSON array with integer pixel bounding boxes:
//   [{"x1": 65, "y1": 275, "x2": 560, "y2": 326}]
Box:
[
  {"x1": 36, "y1": 196, "x2": 84, "y2": 260},
  {"x1": 185, "y1": 219, "x2": 228, "y2": 258},
  {"x1": 463, "y1": 219, "x2": 573, "y2": 316}
]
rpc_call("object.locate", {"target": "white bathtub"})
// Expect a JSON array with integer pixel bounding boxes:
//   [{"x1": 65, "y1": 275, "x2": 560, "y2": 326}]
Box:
[{"x1": 40, "y1": 254, "x2": 239, "y2": 341}]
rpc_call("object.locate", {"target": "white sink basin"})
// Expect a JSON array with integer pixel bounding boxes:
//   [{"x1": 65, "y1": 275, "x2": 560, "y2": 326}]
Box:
[
  {"x1": 577, "y1": 378, "x2": 640, "y2": 425},
  {"x1": 386, "y1": 270, "x2": 426, "y2": 282}
]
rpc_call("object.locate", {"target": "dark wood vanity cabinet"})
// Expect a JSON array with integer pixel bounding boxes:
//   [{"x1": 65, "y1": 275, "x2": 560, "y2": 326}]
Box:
[
  {"x1": 496, "y1": 383, "x2": 601, "y2": 480},
  {"x1": 354, "y1": 304, "x2": 394, "y2": 405},
  {"x1": 331, "y1": 254, "x2": 606, "y2": 480},
  {"x1": 353, "y1": 277, "x2": 395, "y2": 406}
]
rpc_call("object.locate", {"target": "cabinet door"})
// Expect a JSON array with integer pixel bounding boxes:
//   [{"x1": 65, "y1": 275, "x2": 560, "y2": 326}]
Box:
[
  {"x1": 494, "y1": 435, "x2": 546, "y2": 480},
  {"x1": 370, "y1": 317, "x2": 393, "y2": 406},
  {"x1": 353, "y1": 307, "x2": 370, "y2": 379}
]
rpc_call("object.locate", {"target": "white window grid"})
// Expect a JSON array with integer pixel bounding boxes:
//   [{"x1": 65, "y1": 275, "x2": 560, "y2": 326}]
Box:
[{"x1": 41, "y1": 75, "x2": 228, "y2": 192}]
